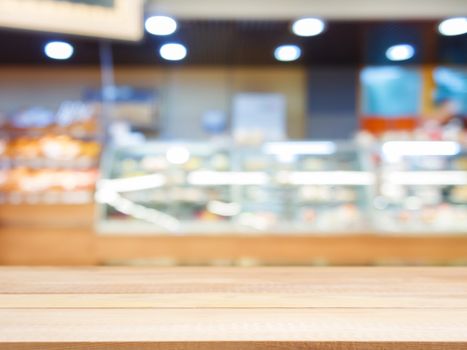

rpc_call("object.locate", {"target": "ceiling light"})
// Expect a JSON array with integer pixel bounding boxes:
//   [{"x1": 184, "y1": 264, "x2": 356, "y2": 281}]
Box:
[
  {"x1": 438, "y1": 17, "x2": 467, "y2": 36},
  {"x1": 385, "y1": 44, "x2": 415, "y2": 61},
  {"x1": 44, "y1": 41, "x2": 74, "y2": 60},
  {"x1": 145, "y1": 15, "x2": 177, "y2": 36},
  {"x1": 292, "y1": 18, "x2": 325, "y2": 37},
  {"x1": 160, "y1": 43, "x2": 187, "y2": 61},
  {"x1": 274, "y1": 45, "x2": 301, "y2": 62}
]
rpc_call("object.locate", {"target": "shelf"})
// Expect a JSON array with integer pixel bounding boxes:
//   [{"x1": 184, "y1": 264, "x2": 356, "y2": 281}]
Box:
[
  {"x1": 0, "y1": 157, "x2": 99, "y2": 169},
  {"x1": 0, "y1": 191, "x2": 94, "y2": 205},
  {"x1": 384, "y1": 171, "x2": 467, "y2": 185},
  {"x1": 97, "y1": 220, "x2": 376, "y2": 235},
  {"x1": 278, "y1": 171, "x2": 375, "y2": 185}
]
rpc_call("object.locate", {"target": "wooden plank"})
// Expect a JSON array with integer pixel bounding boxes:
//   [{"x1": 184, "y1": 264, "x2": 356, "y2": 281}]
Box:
[
  {"x1": 1, "y1": 267, "x2": 466, "y2": 308},
  {"x1": 0, "y1": 308, "x2": 466, "y2": 344},
  {"x1": 1, "y1": 267, "x2": 466, "y2": 295},
  {"x1": 2, "y1": 291, "x2": 467, "y2": 308},
  {"x1": 0, "y1": 266, "x2": 465, "y2": 310},
  {"x1": 0, "y1": 267, "x2": 466, "y2": 295},
  {"x1": 2, "y1": 342, "x2": 467, "y2": 350},
  {"x1": 0, "y1": 267, "x2": 466, "y2": 349}
]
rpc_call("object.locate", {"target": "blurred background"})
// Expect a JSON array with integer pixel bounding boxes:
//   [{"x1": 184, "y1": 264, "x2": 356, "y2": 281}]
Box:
[{"x1": 0, "y1": 0, "x2": 466, "y2": 266}]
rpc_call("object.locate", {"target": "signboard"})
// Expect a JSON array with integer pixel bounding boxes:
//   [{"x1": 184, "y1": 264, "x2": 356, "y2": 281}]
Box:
[
  {"x1": 0, "y1": 0, "x2": 143, "y2": 41},
  {"x1": 83, "y1": 86, "x2": 160, "y2": 130},
  {"x1": 232, "y1": 93, "x2": 286, "y2": 142},
  {"x1": 434, "y1": 67, "x2": 467, "y2": 116},
  {"x1": 359, "y1": 66, "x2": 422, "y2": 133}
]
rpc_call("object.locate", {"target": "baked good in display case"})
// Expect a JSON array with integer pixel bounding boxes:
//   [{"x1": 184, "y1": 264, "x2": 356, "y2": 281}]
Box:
[
  {"x1": 359, "y1": 128, "x2": 467, "y2": 233},
  {"x1": 95, "y1": 141, "x2": 374, "y2": 234},
  {"x1": 94, "y1": 137, "x2": 467, "y2": 235},
  {"x1": 0, "y1": 103, "x2": 101, "y2": 204}
]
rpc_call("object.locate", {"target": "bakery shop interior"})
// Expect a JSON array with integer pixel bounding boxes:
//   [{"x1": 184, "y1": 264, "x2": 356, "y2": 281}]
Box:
[{"x1": 0, "y1": 0, "x2": 466, "y2": 267}]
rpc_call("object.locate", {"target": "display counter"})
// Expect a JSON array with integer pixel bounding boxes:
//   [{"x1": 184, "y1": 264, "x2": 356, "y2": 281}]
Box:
[
  {"x1": 96, "y1": 140, "x2": 467, "y2": 234},
  {"x1": 2, "y1": 202, "x2": 467, "y2": 266},
  {"x1": 1, "y1": 140, "x2": 466, "y2": 266}
]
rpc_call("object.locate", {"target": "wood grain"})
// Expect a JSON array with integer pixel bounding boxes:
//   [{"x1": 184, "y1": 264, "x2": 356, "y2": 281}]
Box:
[
  {"x1": 1, "y1": 308, "x2": 467, "y2": 342},
  {"x1": 2, "y1": 342, "x2": 467, "y2": 350},
  {"x1": 0, "y1": 267, "x2": 466, "y2": 349}
]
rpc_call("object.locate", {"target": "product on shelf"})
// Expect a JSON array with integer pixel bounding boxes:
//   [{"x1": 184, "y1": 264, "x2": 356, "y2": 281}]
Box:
[
  {"x1": 95, "y1": 139, "x2": 467, "y2": 235},
  {"x1": 96, "y1": 141, "x2": 374, "y2": 234},
  {"x1": 5, "y1": 135, "x2": 100, "y2": 161},
  {"x1": 1, "y1": 103, "x2": 102, "y2": 204},
  {"x1": 450, "y1": 186, "x2": 467, "y2": 204},
  {"x1": 1, "y1": 168, "x2": 97, "y2": 192},
  {"x1": 210, "y1": 153, "x2": 230, "y2": 171},
  {"x1": 243, "y1": 155, "x2": 270, "y2": 171},
  {"x1": 0, "y1": 139, "x2": 6, "y2": 156},
  {"x1": 140, "y1": 156, "x2": 168, "y2": 172},
  {"x1": 183, "y1": 157, "x2": 203, "y2": 171}
]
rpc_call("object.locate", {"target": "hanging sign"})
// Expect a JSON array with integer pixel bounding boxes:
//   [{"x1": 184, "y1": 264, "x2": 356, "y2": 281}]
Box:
[{"x1": 0, "y1": 0, "x2": 143, "y2": 41}]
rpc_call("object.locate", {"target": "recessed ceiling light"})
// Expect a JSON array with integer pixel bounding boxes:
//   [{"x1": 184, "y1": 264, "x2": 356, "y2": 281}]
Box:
[
  {"x1": 385, "y1": 44, "x2": 415, "y2": 61},
  {"x1": 44, "y1": 41, "x2": 74, "y2": 60},
  {"x1": 274, "y1": 45, "x2": 301, "y2": 62},
  {"x1": 160, "y1": 43, "x2": 187, "y2": 61},
  {"x1": 292, "y1": 18, "x2": 325, "y2": 37},
  {"x1": 438, "y1": 17, "x2": 467, "y2": 36},
  {"x1": 145, "y1": 15, "x2": 177, "y2": 36}
]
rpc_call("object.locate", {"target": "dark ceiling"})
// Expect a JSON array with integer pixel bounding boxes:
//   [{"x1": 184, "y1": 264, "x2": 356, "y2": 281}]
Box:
[{"x1": 0, "y1": 20, "x2": 465, "y2": 66}]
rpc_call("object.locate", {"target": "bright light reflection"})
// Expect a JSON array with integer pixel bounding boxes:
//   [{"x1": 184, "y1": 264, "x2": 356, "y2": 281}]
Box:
[{"x1": 382, "y1": 141, "x2": 461, "y2": 157}]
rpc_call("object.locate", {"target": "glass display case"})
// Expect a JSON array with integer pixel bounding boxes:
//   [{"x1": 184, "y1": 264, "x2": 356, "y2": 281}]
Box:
[
  {"x1": 0, "y1": 104, "x2": 101, "y2": 205},
  {"x1": 96, "y1": 141, "x2": 374, "y2": 234},
  {"x1": 372, "y1": 141, "x2": 467, "y2": 233},
  {"x1": 96, "y1": 140, "x2": 467, "y2": 235}
]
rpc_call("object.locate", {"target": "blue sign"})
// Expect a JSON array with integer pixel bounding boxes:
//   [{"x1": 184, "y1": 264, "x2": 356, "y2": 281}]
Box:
[{"x1": 361, "y1": 66, "x2": 422, "y2": 117}]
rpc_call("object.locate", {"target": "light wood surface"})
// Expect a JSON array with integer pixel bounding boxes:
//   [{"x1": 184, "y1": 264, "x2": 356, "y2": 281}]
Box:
[{"x1": 0, "y1": 267, "x2": 466, "y2": 349}]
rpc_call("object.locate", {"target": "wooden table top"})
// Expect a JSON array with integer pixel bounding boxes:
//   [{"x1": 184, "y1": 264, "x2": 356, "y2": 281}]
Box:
[{"x1": 0, "y1": 267, "x2": 466, "y2": 350}]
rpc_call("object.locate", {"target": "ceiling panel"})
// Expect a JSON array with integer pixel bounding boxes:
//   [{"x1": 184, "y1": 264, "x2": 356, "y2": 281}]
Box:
[
  {"x1": 147, "y1": 0, "x2": 467, "y2": 20},
  {"x1": 0, "y1": 20, "x2": 465, "y2": 66}
]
